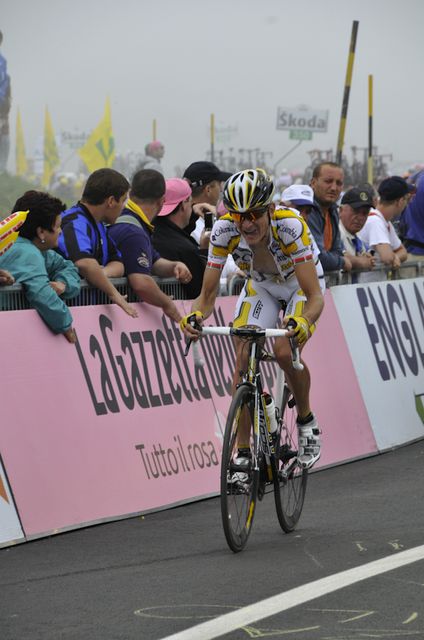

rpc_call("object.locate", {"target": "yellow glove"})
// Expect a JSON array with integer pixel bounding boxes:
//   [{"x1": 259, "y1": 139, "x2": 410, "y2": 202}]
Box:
[
  {"x1": 285, "y1": 315, "x2": 313, "y2": 345},
  {"x1": 179, "y1": 311, "x2": 204, "y2": 332}
]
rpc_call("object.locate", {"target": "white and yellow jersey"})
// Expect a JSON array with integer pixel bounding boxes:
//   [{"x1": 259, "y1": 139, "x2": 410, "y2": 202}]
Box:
[{"x1": 207, "y1": 208, "x2": 323, "y2": 283}]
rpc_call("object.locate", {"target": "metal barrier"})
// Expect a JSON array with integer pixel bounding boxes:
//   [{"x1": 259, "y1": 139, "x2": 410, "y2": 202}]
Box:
[
  {"x1": 0, "y1": 261, "x2": 423, "y2": 312},
  {"x1": 0, "y1": 277, "x2": 189, "y2": 311},
  {"x1": 324, "y1": 260, "x2": 424, "y2": 287}
]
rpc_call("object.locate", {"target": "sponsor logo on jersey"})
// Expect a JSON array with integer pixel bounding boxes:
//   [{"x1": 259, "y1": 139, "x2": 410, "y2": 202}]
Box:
[{"x1": 253, "y1": 300, "x2": 263, "y2": 319}]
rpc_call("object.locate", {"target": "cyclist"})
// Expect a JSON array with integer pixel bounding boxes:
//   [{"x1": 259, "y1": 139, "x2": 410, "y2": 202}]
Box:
[{"x1": 181, "y1": 169, "x2": 325, "y2": 469}]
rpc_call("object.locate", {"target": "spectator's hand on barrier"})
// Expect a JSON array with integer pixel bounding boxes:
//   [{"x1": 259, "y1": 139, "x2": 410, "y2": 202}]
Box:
[
  {"x1": 0, "y1": 269, "x2": 15, "y2": 286},
  {"x1": 283, "y1": 315, "x2": 312, "y2": 346},
  {"x1": 342, "y1": 255, "x2": 353, "y2": 272},
  {"x1": 392, "y1": 253, "x2": 401, "y2": 269},
  {"x1": 111, "y1": 292, "x2": 138, "y2": 318},
  {"x1": 50, "y1": 280, "x2": 66, "y2": 296},
  {"x1": 355, "y1": 254, "x2": 376, "y2": 270},
  {"x1": 174, "y1": 262, "x2": 192, "y2": 284},
  {"x1": 180, "y1": 311, "x2": 204, "y2": 339},
  {"x1": 63, "y1": 327, "x2": 77, "y2": 344}
]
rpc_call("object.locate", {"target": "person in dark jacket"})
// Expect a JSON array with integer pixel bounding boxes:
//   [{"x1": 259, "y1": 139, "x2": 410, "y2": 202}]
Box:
[
  {"x1": 307, "y1": 162, "x2": 352, "y2": 273},
  {"x1": 152, "y1": 179, "x2": 206, "y2": 299}
]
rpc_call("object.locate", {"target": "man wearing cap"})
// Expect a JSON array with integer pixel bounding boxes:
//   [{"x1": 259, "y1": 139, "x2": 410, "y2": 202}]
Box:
[
  {"x1": 152, "y1": 178, "x2": 207, "y2": 299},
  {"x1": 307, "y1": 162, "x2": 352, "y2": 273},
  {"x1": 357, "y1": 176, "x2": 410, "y2": 270},
  {"x1": 108, "y1": 169, "x2": 192, "y2": 323},
  {"x1": 338, "y1": 186, "x2": 376, "y2": 275},
  {"x1": 183, "y1": 161, "x2": 232, "y2": 249}
]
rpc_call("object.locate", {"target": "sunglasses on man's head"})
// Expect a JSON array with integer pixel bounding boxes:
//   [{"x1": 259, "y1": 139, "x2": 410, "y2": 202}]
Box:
[{"x1": 230, "y1": 208, "x2": 268, "y2": 223}]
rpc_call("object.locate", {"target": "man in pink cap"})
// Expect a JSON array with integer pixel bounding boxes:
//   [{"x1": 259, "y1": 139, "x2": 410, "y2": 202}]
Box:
[{"x1": 152, "y1": 178, "x2": 207, "y2": 298}]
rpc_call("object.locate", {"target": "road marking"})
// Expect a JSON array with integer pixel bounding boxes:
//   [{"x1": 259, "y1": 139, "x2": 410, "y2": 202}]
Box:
[
  {"x1": 160, "y1": 545, "x2": 424, "y2": 640},
  {"x1": 403, "y1": 612, "x2": 418, "y2": 624}
]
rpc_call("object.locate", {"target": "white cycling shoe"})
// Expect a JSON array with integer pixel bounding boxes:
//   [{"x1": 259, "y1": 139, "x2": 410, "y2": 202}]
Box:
[{"x1": 297, "y1": 416, "x2": 321, "y2": 469}]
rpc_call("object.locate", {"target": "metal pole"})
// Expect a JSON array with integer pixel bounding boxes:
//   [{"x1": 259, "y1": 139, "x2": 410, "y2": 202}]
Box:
[
  {"x1": 273, "y1": 140, "x2": 302, "y2": 175},
  {"x1": 367, "y1": 75, "x2": 373, "y2": 184},
  {"x1": 152, "y1": 119, "x2": 157, "y2": 141},
  {"x1": 336, "y1": 20, "x2": 359, "y2": 165},
  {"x1": 210, "y1": 113, "x2": 215, "y2": 163}
]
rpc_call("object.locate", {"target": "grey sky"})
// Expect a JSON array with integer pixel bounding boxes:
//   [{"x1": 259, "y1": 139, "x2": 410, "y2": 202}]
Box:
[{"x1": 2, "y1": 0, "x2": 424, "y2": 177}]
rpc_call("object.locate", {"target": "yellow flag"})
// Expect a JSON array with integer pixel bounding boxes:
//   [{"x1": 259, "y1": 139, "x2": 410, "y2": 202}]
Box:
[
  {"x1": 42, "y1": 107, "x2": 60, "y2": 188},
  {"x1": 78, "y1": 97, "x2": 115, "y2": 172},
  {"x1": 15, "y1": 108, "x2": 28, "y2": 177}
]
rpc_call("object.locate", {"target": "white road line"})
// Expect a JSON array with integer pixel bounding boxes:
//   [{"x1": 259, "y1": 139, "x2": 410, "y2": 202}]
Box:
[{"x1": 160, "y1": 545, "x2": 424, "y2": 640}]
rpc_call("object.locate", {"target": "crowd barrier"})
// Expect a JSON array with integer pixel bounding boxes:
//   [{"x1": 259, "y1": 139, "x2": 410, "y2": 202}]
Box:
[{"x1": 1, "y1": 274, "x2": 423, "y2": 548}]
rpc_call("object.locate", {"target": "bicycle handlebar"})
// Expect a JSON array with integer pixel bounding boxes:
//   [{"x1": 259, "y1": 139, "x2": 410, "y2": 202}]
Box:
[{"x1": 188, "y1": 326, "x2": 304, "y2": 371}]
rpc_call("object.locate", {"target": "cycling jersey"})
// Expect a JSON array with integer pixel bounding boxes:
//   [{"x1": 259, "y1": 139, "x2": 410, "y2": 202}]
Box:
[
  {"x1": 207, "y1": 208, "x2": 324, "y2": 329},
  {"x1": 207, "y1": 208, "x2": 323, "y2": 283}
]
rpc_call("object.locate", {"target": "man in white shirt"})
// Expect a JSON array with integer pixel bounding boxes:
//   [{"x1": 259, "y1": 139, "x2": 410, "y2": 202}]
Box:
[{"x1": 358, "y1": 176, "x2": 410, "y2": 271}]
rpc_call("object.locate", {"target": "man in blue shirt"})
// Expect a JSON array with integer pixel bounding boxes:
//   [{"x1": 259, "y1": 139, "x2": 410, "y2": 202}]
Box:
[
  {"x1": 400, "y1": 170, "x2": 424, "y2": 262},
  {"x1": 57, "y1": 168, "x2": 138, "y2": 318},
  {"x1": 108, "y1": 169, "x2": 191, "y2": 323}
]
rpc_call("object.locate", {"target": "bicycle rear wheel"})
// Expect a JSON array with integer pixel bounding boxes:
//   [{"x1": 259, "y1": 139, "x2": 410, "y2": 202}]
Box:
[
  {"x1": 273, "y1": 384, "x2": 308, "y2": 532},
  {"x1": 221, "y1": 384, "x2": 259, "y2": 552}
]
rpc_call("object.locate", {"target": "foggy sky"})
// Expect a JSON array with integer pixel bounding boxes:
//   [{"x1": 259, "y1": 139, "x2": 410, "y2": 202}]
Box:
[{"x1": 2, "y1": 0, "x2": 424, "y2": 177}]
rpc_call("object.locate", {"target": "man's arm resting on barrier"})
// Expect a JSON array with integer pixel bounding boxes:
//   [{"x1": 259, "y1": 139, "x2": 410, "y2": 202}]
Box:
[
  {"x1": 128, "y1": 273, "x2": 182, "y2": 323},
  {"x1": 152, "y1": 258, "x2": 192, "y2": 283},
  {"x1": 75, "y1": 257, "x2": 138, "y2": 318},
  {"x1": 375, "y1": 242, "x2": 407, "y2": 267},
  {"x1": 103, "y1": 260, "x2": 125, "y2": 278}
]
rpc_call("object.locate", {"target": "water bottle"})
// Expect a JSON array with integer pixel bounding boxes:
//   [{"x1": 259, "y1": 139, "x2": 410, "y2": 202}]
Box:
[{"x1": 263, "y1": 392, "x2": 278, "y2": 434}]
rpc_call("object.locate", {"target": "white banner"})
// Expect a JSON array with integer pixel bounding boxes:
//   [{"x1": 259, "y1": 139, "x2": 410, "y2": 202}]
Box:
[
  {"x1": 0, "y1": 456, "x2": 24, "y2": 547},
  {"x1": 332, "y1": 278, "x2": 424, "y2": 450}
]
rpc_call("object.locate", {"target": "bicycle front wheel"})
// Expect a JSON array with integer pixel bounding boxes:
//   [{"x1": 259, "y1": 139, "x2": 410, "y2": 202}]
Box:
[
  {"x1": 221, "y1": 384, "x2": 259, "y2": 552},
  {"x1": 273, "y1": 384, "x2": 308, "y2": 532}
]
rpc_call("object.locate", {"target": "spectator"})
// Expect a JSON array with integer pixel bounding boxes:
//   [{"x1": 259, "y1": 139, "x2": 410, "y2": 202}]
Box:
[
  {"x1": 152, "y1": 179, "x2": 206, "y2": 299},
  {"x1": 183, "y1": 161, "x2": 231, "y2": 249},
  {"x1": 399, "y1": 170, "x2": 424, "y2": 262},
  {"x1": 338, "y1": 186, "x2": 376, "y2": 275},
  {"x1": 0, "y1": 31, "x2": 11, "y2": 173},
  {"x1": 357, "y1": 176, "x2": 410, "y2": 271},
  {"x1": 108, "y1": 169, "x2": 191, "y2": 322},
  {"x1": 280, "y1": 184, "x2": 315, "y2": 221},
  {"x1": 135, "y1": 141, "x2": 165, "y2": 174},
  {"x1": 57, "y1": 168, "x2": 138, "y2": 318},
  {"x1": 0, "y1": 191, "x2": 80, "y2": 341},
  {"x1": 308, "y1": 162, "x2": 351, "y2": 273}
]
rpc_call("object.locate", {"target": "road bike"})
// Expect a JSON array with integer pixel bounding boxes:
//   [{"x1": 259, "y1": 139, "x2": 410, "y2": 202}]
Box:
[{"x1": 191, "y1": 326, "x2": 308, "y2": 553}]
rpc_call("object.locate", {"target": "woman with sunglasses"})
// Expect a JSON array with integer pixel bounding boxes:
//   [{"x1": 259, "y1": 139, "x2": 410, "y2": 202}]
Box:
[{"x1": 181, "y1": 168, "x2": 325, "y2": 470}]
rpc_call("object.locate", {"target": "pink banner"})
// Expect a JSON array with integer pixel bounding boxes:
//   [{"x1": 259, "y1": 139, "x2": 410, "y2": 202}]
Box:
[{"x1": 0, "y1": 291, "x2": 377, "y2": 539}]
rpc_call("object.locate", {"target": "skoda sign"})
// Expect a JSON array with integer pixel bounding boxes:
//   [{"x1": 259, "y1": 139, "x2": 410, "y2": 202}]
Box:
[{"x1": 276, "y1": 106, "x2": 329, "y2": 133}]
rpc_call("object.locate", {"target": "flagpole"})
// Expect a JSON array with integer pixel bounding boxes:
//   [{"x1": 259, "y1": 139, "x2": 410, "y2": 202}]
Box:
[
  {"x1": 210, "y1": 113, "x2": 215, "y2": 163},
  {"x1": 367, "y1": 74, "x2": 373, "y2": 184},
  {"x1": 336, "y1": 20, "x2": 359, "y2": 165}
]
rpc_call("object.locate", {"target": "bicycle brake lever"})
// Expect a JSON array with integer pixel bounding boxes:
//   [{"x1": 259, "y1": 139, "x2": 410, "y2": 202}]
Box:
[{"x1": 289, "y1": 336, "x2": 303, "y2": 371}]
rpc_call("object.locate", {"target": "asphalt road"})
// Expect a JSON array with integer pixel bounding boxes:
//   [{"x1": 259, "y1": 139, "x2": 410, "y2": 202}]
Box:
[{"x1": 2, "y1": 441, "x2": 424, "y2": 640}]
